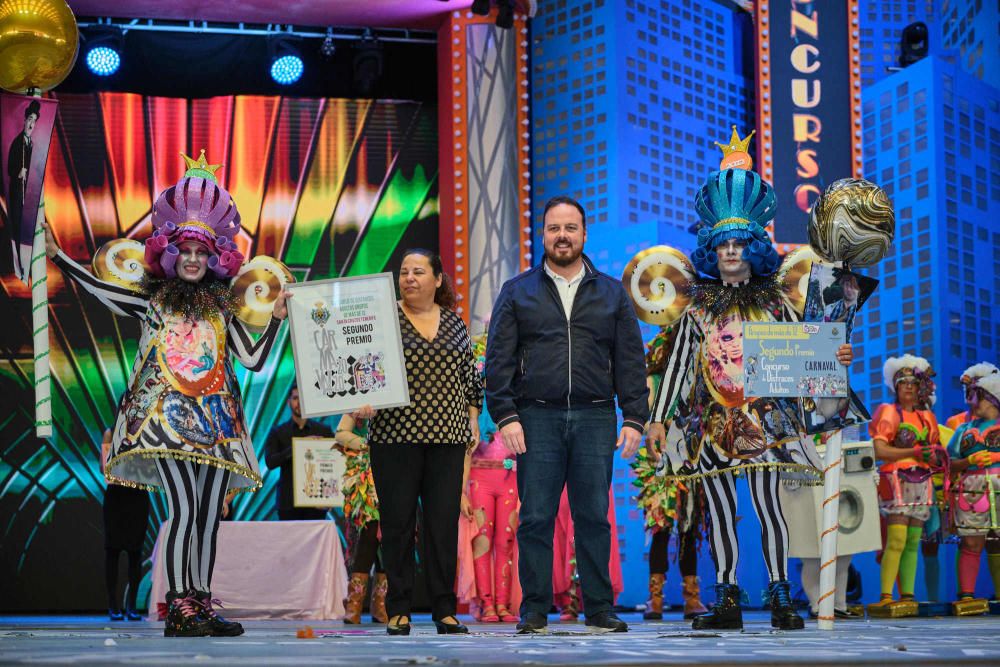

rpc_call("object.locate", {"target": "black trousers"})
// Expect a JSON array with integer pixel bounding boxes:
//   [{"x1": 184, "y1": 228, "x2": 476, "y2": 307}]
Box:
[
  {"x1": 370, "y1": 442, "x2": 466, "y2": 620},
  {"x1": 349, "y1": 520, "x2": 385, "y2": 574}
]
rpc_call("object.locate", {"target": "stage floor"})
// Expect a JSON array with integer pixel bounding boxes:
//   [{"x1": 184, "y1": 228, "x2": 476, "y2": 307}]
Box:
[{"x1": 2, "y1": 612, "x2": 999, "y2": 665}]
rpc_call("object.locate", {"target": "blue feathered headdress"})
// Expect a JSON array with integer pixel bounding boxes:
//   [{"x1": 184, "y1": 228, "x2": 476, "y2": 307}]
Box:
[{"x1": 690, "y1": 159, "x2": 781, "y2": 278}]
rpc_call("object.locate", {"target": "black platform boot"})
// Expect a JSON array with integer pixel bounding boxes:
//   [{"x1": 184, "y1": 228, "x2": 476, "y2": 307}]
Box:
[
  {"x1": 692, "y1": 583, "x2": 743, "y2": 630},
  {"x1": 164, "y1": 590, "x2": 212, "y2": 637},
  {"x1": 768, "y1": 580, "x2": 804, "y2": 630},
  {"x1": 194, "y1": 590, "x2": 245, "y2": 637}
]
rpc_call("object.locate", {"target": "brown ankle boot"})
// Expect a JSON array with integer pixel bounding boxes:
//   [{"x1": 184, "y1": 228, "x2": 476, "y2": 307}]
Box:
[
  {"x1": 370, "y1": 573, "x2": 388, "y2": 624},
  {"x1": 343, "y1": 573, "x2": 369, "y2": 624},
  {"x1": 643, "y1": 574, "x2": 666, "y2": 620},
  {"x1": 682, "y1": 575, "x2": 708, "y2": 619}
]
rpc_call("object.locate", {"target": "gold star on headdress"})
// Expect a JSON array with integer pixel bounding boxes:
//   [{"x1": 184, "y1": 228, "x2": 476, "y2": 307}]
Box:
[{"x1": 180, "y1": 149, "x2": 223, "y2": 182}]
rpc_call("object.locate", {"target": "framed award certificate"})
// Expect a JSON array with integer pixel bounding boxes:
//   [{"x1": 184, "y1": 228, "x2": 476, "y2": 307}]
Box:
[
  {"x1": 291, "y1": 437, "x2": 346, "y2": 508},
  {"x1": 286, "y1": 273, "x2": 410, "y2": 418}
]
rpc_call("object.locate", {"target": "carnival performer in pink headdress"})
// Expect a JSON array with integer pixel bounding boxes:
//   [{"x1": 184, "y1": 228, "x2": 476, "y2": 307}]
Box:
[{"x1": 43, "y1": 151, "x2": 292, "y2": 638}]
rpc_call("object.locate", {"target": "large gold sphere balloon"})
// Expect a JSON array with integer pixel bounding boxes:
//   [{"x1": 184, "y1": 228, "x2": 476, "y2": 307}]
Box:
[
  {"x1": 808, "y1": 178, "x2": 895, "y2": 268},
  {"x1": 0, "y1": 0, "x2": 79, "y2": 93},
  {"x1": 621, "y1": 245, "x2": 695, "y2": 326}
]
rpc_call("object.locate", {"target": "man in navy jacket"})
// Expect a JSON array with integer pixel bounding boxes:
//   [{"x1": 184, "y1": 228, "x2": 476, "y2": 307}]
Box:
[{"x1": 485, "y1": 196, "x2": 648, "y2": 633}]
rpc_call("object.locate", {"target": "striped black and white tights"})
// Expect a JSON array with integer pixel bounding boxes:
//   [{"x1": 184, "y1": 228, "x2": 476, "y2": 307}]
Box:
[
  {"x1": 701, "y1": 467, "x2": 789, "y2": 585},
  {"x1": 155, "y1": 458, "x2": 231, "y2": 594}
]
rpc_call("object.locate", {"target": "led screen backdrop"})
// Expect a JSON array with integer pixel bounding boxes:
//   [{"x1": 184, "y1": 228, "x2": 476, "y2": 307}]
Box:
[{"x1": 0, "y1": 92, "x2": 438, "y2": 610}]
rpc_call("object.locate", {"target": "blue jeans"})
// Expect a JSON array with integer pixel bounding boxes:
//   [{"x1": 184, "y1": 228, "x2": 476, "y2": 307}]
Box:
[{"x1": 516, "y1": 404, "x2": 617, "y2": 618}]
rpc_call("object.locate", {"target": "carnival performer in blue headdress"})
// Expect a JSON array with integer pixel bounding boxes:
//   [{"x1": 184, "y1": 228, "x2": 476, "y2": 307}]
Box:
[{"x1": 646, "y1": 129, "x2": 854, "y2": 631}]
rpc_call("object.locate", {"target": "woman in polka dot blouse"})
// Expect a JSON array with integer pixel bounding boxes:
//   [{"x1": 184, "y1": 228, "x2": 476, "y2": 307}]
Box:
[{"x1": 354, "y1": 249, "x2": 482, "y2": 636}]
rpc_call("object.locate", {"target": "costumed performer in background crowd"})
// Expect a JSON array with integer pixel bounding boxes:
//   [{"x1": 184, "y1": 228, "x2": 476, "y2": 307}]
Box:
[
  {"x1": 633, "y1": 329, "x2": 707, "y2": 620},
  {"x1": 101, "y1": 426, "x2": 150, "y2": 621},
  {"x1": 868, "y1": 355, "x2": 943, "y2": 617},
  {"x1": 462, "y1": 333, "x2": 520, "y2": 623},
  {"x1": 947, "y1": 368, "x2": 1000, "y2": 606},
  {"x1": 335, "y1": 413, "x2": 387, "y2": 624},
  {"x1": 43, "y1": 151, "x2": 290, "y2": 638}
]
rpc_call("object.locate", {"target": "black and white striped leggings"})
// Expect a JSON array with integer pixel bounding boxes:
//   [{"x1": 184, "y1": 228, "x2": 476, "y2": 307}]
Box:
[
  {"x1": 702, "y1": 467, "x2": 789, "y2": 585},
  {"x1": 155, "y1": 458, "x2": 230, "y2": 594}
]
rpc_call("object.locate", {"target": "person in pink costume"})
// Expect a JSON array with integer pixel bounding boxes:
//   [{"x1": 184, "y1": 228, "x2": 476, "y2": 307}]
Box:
[
  {"x1": 465, "y1": 431, "x2": 520, "y2": 622},
  {"x1": 552, "y1": 486, "x2": 624, "y2": 621}
]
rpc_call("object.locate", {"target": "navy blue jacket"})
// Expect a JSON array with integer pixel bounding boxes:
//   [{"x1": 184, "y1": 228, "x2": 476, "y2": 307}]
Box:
[{"x1": 485, "y1": 254, "x2": 649, "y2": 433}]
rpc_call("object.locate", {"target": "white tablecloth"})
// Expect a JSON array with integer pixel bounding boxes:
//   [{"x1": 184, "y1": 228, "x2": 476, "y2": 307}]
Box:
[{"x1": 149, "y1": 520, "x2": 347, "y2": 620}]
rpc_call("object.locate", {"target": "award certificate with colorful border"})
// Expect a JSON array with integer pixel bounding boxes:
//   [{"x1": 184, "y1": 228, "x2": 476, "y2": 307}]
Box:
[
  {"x1": 743, "y1": 322, "x2": 848, "y2": 398},
  {"x1": 287, "y1": 274, "x2": 410, "y2": 417}
]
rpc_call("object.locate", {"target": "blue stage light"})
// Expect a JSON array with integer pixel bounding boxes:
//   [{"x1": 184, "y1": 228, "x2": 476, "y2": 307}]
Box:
[
  {"x1": 86, "y1": 46, "x2": 121, "y2": 76},
  {"x1": 270, "y1": 54, "x2": 304, "y2": 85}
]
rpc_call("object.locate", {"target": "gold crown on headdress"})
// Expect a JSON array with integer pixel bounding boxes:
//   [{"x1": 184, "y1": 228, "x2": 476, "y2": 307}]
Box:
[
  {"x1": 713, "y1": 126, "x2": 755, "y2": 171},
  {"x1": 181, "y1": 149, "x2": 223, "y2": 181}
]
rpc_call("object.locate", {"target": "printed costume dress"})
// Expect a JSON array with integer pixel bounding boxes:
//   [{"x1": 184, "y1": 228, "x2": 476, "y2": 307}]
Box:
[
  {"x1": 53, "y1": 250, "x2": 279, "y2": 492},
  {"x1": 870, "y1": 404, "x2": 939, "y2": 522},
  {"x1": 949, "y1": 417, "x2": 1000, "y2": 535},
  {"x1": 652, "y1": 275, "x2": 822, "y2": 484}
]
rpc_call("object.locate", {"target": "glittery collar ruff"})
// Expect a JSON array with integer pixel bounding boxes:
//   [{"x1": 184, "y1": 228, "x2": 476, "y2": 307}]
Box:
[{"x1": 690, "y1": 274, "x2": 783, "y2": 320}]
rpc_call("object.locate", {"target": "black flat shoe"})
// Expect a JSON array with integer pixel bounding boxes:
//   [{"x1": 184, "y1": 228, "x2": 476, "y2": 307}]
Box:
[
  {"x1": 515, "y1": 612, "x2": 548, "y2": 634},
  {"x1": 387, "y1": 616, "x2": 411, "y2": 635},
  {"x1": 108, "y1": 608, "x2": 124, "y2": 621},
  {"x1": 434, "y1": 617, "x2": 469, "y2": 634}
]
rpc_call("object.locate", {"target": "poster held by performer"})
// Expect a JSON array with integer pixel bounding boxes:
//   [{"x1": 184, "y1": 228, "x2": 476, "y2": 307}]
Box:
[{"x1": 286, "y1": 273, "x2": 410, "y2": 418}]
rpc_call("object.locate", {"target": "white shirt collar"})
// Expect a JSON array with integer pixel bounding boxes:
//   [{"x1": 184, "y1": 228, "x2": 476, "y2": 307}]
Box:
[{"x1": 543, "y1": 260, "x2": 586, "y2": 285}]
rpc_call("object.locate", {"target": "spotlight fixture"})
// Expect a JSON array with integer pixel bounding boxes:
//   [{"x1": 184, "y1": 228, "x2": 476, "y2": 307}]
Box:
[
  {"x1": 353, "y1": 30, "x2": 383, "y2": 97},
  {"x1": 86, "y1": 45, "x2": 120, "y2": 76},
  {"x1": 320, "y1": 27, "x2": 336, "y2": 58},
  {"x1": 269, "y1": 35, "x2": 304, "y2": 85},
  {"x1": 471, "y1": 0, "x2": 491, "y2": 15},
  {"x1": 898, "y1": 22, "x2": 929, "y2": 67},
  {"x1": 83, "y1": 26, "x2": 123, "y2": 76},
  {"x1": 496, "y1": 0, "x2": 515, "y2": 29}
]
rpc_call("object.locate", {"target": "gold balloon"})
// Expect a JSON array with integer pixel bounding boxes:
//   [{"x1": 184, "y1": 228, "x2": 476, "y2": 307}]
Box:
[
  {"x1": 778, "y1": 245, "x2": 820, "y2": 315},
  {"x1": 92, "y1": 238, "x2": 148, "y2": 292},
  {"x1": 231, "y1": 256, "x2": 294, "y2": 330},
  {"x1": 808, "y1": 178, "x2": 895, "y2": 267},
  {"x1": 621, "y1": 245, "x2": 695, "y2": 326},
  {"x1": 0, "y1": 0, "x2": 79, "y2": 92}
]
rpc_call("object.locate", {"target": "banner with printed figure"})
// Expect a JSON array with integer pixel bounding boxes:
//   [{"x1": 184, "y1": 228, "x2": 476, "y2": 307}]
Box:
[{"x1": 1, "y1": 93, "x2": 57, "y2": 283}]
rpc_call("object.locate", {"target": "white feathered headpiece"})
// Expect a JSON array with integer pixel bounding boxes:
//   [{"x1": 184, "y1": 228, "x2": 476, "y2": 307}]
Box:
[
  {"x1": 973, "y1": 373, "x2": 1000, "y2": 407},
  {"x1": 962, "y1": 362, "x2": 999, "y2": 383},
  {"x1": 882, "y1": 354, "x2": 936, "y2": 407},
  {"x1": 882, "y1": 354, "x2": 933, "y2": 390}
]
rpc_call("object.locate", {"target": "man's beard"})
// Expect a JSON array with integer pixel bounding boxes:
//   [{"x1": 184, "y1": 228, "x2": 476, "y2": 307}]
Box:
[{"x1": 547, "y1": 244, "x2": 581, "y2": 266}]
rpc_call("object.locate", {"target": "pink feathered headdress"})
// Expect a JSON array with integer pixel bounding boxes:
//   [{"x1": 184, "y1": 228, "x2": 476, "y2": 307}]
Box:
[{"x1": 144, "y1": 150, "x2": 244, "y2": 279}]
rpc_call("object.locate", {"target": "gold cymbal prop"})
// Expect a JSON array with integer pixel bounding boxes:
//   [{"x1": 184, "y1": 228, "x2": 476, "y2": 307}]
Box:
[
  {"x1": 621, "y1": 245, "x2": 695, "y2": 326},
  {"x1": 230, "y1": 256, "x2": 294, "y2": 329},
  {"x1": 92, "y1": 239, "x2": 149, "y2": 292},
  {"x1": 778, "y1": 245, "x2": 821, "y2": 315}
]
